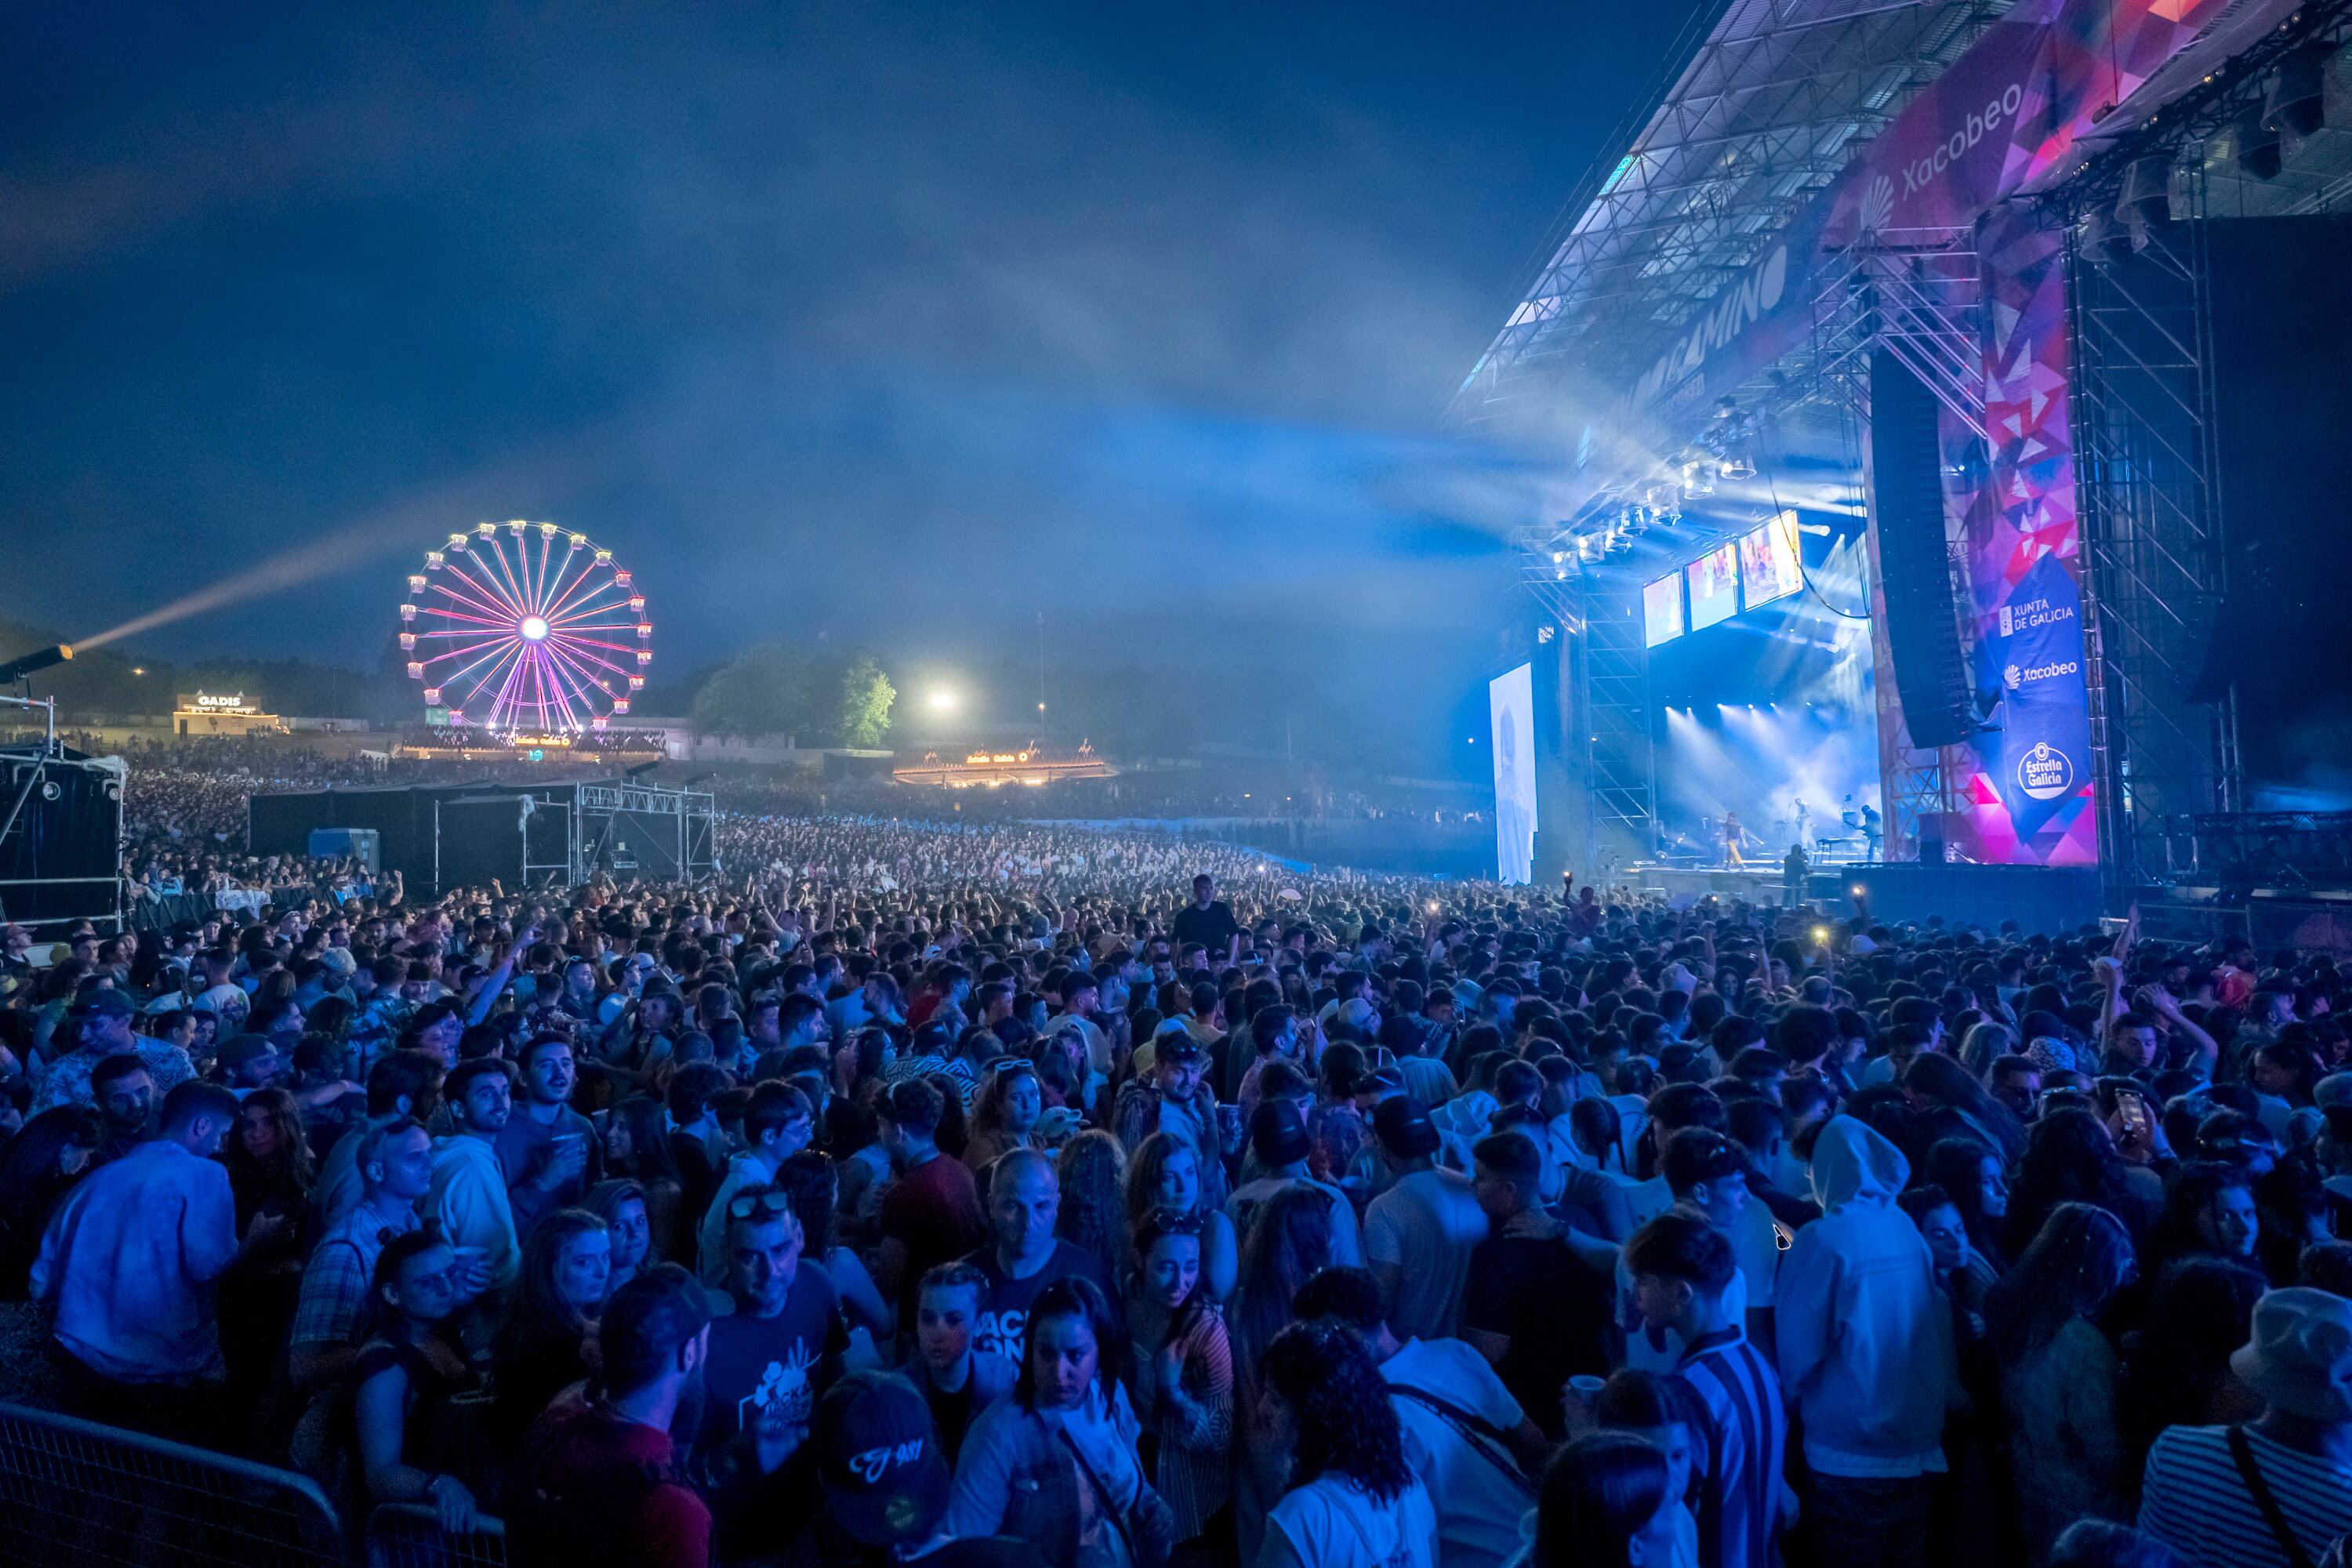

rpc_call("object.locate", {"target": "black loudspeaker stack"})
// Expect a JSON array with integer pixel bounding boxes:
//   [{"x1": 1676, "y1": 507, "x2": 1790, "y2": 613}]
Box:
[{"x1": 1869, "y1": 349, "x2": 1977, "y2": 749}]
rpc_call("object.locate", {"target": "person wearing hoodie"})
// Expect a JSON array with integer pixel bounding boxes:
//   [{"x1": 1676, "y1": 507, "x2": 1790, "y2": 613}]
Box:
[{"x1": 1775, "y1": 1115, "x2": 1955, "y2": 1568}]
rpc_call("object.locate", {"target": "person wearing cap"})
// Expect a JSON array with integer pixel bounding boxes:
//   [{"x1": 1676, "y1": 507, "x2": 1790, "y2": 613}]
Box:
[
  {"x1": 1385, "y1": 1014, "x2": 1457, "y2": 1110},
  {"x1": 506, "y1": 1263, "x2": 714, "y2": 1568},
  {"x1": 1363, "y1": 1095, "x2": 1488, "y2": 1343},
  {"x1": 32, "y1": 988, "x2": 193, "y2": 1114},
  {"x1": 215, "y1": 1032, "x2": 286, "y2": 1098},
  {"x1": 2137, "y1": 1287, "x2": 2352, "y2": 1568},
  {"x1": 1224, "y1": 1098, "x2": 1362, "y2": 1265},
  {"x1": 767, "y1": 1370, "x2": 1028, "y2": 1567}
]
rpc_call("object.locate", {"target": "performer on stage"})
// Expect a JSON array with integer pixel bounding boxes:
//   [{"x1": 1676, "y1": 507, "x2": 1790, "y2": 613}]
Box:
[
  {"x1": 1783, "y1": 840, "x2": 1809, "y2": 907},
  {"x1": 1722, "y1": 810, "x2": 1755, "y2": 867},
  {"x1": 1860, "y1": 801, "x2": 1882, "y2": 863}
]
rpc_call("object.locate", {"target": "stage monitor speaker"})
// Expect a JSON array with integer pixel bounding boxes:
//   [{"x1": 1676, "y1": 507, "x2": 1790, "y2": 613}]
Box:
[{"x1": 1870, "y1": 349, "x2": 1976, "y2": 748}]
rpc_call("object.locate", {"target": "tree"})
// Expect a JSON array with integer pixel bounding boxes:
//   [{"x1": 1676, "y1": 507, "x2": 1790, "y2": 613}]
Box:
[
  {"x1": 690, "y1": 644, "x2": 815, "y2": 741},
  {"x1": 834, "y1": 654, "x2": 895, "y2": 748}
]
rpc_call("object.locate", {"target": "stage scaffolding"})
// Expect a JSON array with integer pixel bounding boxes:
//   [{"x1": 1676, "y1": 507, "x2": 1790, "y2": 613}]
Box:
[
  {"x1": 2063, "y1": 190, "x2": 2239, "y2": 906},
  {"x1": 1559, "y1": 568, "x2": 1657, "y2": 875}
]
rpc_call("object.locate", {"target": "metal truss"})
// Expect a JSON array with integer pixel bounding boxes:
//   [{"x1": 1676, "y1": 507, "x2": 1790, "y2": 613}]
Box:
[
  {"x1": 1454, "y1": 0, "x2": 2010, "y2": 425},
  {"x1": 1562, "y1": 568, "x2": 1657, "y2": 875},
  {"x1": 1551, "y1": 224, "x2": 1984, "y2": 568},
  {"x1": 2064, "y1": 178, "x2": 2241, "y2": 906}
]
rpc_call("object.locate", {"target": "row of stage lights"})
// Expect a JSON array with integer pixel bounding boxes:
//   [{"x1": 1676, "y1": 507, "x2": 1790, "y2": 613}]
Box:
[{"x1": 1549, "y1": 433, "x2": 1761, "y2": 568}]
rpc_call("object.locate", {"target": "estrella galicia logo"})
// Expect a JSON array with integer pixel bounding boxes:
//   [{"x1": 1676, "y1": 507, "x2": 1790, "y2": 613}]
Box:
[
  {"x1": 1860, "y1": 175, "x2": 1895, "y2": 234},
  {"x1": 2016, "y1": 741, "x2": 2074, "y2": 801}
]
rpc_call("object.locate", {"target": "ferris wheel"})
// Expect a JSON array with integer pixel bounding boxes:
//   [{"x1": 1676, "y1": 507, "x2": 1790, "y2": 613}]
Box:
[{"x1": 400, "y1": 521, "x2": 651, "y2": 735}]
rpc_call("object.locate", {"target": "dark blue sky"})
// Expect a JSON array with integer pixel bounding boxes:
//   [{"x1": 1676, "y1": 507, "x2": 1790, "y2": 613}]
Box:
[{"x1": 1, "y1": 1, "x2": 1708, "y2": 761}]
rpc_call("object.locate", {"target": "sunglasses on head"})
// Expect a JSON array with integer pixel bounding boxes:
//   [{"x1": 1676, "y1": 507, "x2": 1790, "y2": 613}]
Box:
[{"x1": 727, "y1": 1189, "x2": 797, "y2": 1222}]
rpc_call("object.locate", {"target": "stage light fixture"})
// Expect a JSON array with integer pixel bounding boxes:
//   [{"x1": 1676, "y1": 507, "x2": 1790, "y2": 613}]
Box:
[
  {"x1": 0, "y1": 644, "x2": 71, "y2": 684},
  {"x1": 2234, "y1": 105, "x2": 2282, "y2": 180},
  {"x1": 2114, "y1": 155, "x2": 2173, "y2": 234},
  {"x1": 2264, "y1": 46, "x2": 2330, "y2": 140}
]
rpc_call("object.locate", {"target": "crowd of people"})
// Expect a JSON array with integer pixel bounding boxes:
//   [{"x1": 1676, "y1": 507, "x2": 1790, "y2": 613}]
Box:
[{"x1": 2, "y1": 783, "x2": 2352, "y2": 1568}]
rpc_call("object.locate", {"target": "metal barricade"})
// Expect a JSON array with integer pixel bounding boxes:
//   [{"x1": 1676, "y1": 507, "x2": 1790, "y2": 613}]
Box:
[
  {"x1": 0, "y1": 1399, "x2": 347, "y2": 1566},
  {"x1": 365, "y1": 1502, "x2": 508, "y2": 1568}
]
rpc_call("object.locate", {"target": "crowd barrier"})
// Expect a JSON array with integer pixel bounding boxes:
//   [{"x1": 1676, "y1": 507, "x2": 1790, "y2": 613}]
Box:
[
  {"x1": 0, "y1": 1400, "x2": 346, "y2": 1566},
  {"x1": 0, "y1": 1402, "x2": 506, "y2": 1568},
  {"x1": 365, "y1": 1503, "x2": 508, "y2": 1568}
]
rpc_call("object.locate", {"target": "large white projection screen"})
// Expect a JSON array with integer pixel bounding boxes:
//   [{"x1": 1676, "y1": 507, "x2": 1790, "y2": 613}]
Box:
[{"x1": 1489, "y1": 662, "x2": 1537, "y2": 884}]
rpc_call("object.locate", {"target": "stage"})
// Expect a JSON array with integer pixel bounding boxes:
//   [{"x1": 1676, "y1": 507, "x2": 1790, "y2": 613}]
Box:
[{"x1": 1611, "y1": 859, "x2": 2103, "y2": 935}]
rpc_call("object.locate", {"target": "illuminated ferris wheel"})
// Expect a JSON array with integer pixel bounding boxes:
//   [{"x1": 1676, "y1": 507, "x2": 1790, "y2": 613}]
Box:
[{"x1": 400, "y1": 521, "x2": 651, "y2": 735}]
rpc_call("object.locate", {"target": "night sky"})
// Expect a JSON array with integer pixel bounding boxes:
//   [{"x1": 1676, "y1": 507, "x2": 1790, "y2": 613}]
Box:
[{"x1": 2, "y1": 1, "x2": 1710, "y2": 764}]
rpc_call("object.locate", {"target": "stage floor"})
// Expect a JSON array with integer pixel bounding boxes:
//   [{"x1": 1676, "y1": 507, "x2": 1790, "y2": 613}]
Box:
[{"x1": 1616, "y1": 863, "x2": 1848, "y2": 907}]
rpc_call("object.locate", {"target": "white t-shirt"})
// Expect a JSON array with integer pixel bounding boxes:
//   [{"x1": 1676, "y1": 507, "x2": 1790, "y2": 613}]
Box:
[
  {"x1": 1265, "y1": 1474, "x2": 1439, "y2": 1568},
  {"x1": 1363, "y1": 1167, "x2": 1490, "y2": 1343},
  {"x1": 1381, "y1": 1338, "x2": 1532, "y2": 1568},
  {"x1": 1226, "y1": 1174, "x2": 1363, "y2": 1266},
  {"x1": 1623, "y1": 1176, "x2": 1675, "y2": 1230}
]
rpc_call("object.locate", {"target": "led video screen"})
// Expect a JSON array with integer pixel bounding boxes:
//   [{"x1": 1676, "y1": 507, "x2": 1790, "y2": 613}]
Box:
[
  {"x1": 1642, "y1": 573, "x2": 1686, "y2": 648},
  {"x1": 1738, "y1": 510, "x2": 1806, "y2": 609},
  {"x1": 1686, "y1": 542, "x2": 1740, "y2": 631},
  {"x1": 1487, "y1": 663, "x2": 1537, "y2": 884}
]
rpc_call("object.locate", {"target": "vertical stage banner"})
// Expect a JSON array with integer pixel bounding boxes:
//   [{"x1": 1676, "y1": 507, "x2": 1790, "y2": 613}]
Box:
[
  {"x1": 1945, "y1": 209, "x2": 2099, "y2": 866},
  {"x1": 1489, "y1": 664, "x2": 1537, "y2": 884}
]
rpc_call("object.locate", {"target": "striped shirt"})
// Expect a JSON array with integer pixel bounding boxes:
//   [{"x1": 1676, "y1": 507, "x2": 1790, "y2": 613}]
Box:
[
  {"x1": 2139, "y1": 1425, "x2": 2352, "y2": 1568},
  {"x1": 1675, "y1": 1325, "x2": 1787, "y2": 1568}
]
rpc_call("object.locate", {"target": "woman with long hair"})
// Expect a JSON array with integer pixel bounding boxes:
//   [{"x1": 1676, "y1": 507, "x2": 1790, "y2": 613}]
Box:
[
  {"x1": 351, "y1": 1230, "x2": 490, "y2": 1534},
  {"x1": 0, "y1": 1106, "x2": 103, "y2": 1298},
  {"x1": 774, "y1": 1149, "x2": 892, "y2": 1338},
  {"x1": 600, "y1": 1094, "x2": 686, "y2": 1261},
  {"x1": 2005, "y1": 1108, "x2": 2158, "y2": 1254},
  {"x1": 1533, "y1": 1432, "x2": 1679, "y2": 1568},
  {"x1": 1124, "y1": 1131, "x2": 1238, "y2": 1301},
  {"x1": 1125, "y1": 1207, "x2": 1234, "y2": 1550},
  {"x1": 1256, "y1": 1316, "x2": 1436, "y2": 1568},
  {"x1": 221, "y1": 1086, "x2": 315, "y2": 1417},
  {"x1": 1924, "y1": 1135, "x2": 2012, "y2": 1282},
  {"x1": 1229, "y1": 1184, "x2": 1337, "y2": 1563},
  {"x1": 579, "y1": 1178, "x2": 652, "y2": 1297},
  {"x1": 1902, "y1": 1051, "x2": 2026, "y2": 1165},
  {"x1": 227, "y1": 1087, "x2": 316, "y2": 1233},
  {"x1": 964, "y1": 1057, "x2": 1046, "y2": 1174},
  {"x1": 1958, "y1": 1020, "x2": 2017, "y2": 1081},
  {"x1": 948, "y1": 1275, "x2": 1175, "y2": 1568},
  {"x1": 489, "y1": 1207, "x2": 610, "y2": 1448},
  {"x1": 1056, "y1": 1129, "x2": 1133, "y2": 1285},
  {"x1": 1985, "y1": 1202, "x2": 2138, "y2": 1563},
  {"x1": 2115, "y1": 1255, "x2": 2265, "y2": 1475}
]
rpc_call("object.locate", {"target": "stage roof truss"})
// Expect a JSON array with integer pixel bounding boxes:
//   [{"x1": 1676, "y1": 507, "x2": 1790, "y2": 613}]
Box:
[{"x1": 1458, "y1": 0, "x2": 2012, "y2": 421}]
